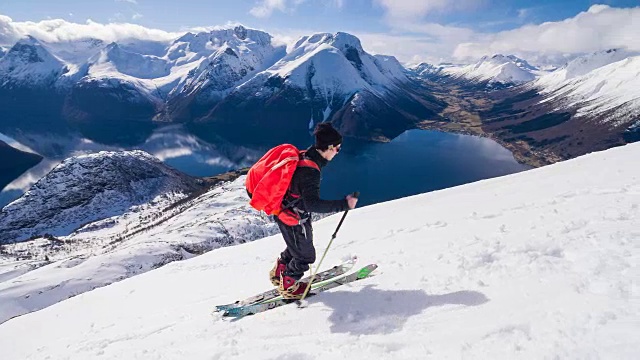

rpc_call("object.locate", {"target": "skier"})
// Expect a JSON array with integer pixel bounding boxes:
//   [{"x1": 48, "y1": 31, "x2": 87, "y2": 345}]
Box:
[{"x1": 269, "y1": 123, "x2": 358, "y2": 299}]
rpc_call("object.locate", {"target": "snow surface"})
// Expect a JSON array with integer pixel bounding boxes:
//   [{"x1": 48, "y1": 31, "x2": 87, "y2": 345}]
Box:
[
  {"x1": 0, "y1": 142, "x2": 638, "y2": 359},
  {"x1": 0, "y1": 175, "x2": 277, "y2": 324}
]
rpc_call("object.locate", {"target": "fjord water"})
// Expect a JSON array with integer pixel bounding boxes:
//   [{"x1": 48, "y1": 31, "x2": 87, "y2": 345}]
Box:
[
  {"x1": 0, "y1": 128, "x2": 530, "y2": 208},
  {"x1": 165, "y1": 128, "x2": 530, "y2": 207},
  {"x1": 318, "y1": 130, "x2": 531, "y2": 207}
]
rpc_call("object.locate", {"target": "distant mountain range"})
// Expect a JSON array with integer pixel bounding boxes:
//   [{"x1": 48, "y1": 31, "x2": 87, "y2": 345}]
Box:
[
  {"x1": 410, "y1": 54, "x2": 543, "y2": 88},
  {"x1": 481, "y1": 49, "x2": 640, "y2": 161},
  {"x1": 0, "y1": 26, "x2": 444, "y2": 146},
  {"x1": 409, "y1": 49, "x2": 640, "y2": 163},
  {"x1": 1, "y1": 26, "x2": 639, "y2": 192}
]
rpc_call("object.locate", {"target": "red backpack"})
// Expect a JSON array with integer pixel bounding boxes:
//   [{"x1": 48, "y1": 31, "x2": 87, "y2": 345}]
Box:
[{"x1": 246, "y1": 144, "x2": 319, "y2": 226}]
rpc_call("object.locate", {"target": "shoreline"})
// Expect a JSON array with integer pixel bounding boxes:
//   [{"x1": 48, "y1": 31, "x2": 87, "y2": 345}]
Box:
[{"x1": 419, "y1": 83, "x2": 562, "y2": 168}]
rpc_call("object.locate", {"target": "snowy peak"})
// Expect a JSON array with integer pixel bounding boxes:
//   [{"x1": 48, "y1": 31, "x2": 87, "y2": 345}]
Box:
[
  {"x1": 42, "y1": 37, "x2": 106, "y2": 65},
  {"x1": 195, "y1": 30, "x2": 438, "y2": 145},
  {"x1": 270, "y1": 31, "x2": 406, "y2": 93},
  {"x1": 534, "y1": 55, "x2": 640, "y2": 123},
  {"x1": 0, "y1": 36, "x2": 67, "y2": 85},
  {"x1": 328, "y1": 31, "x2": 365, "y2": 57},
  {"x1": 168, "y1": 26, "x2": 285, "y2": 101},
  {"x1": 292, "y1": 32, "x2": 368, "y2": 75},
  {"x1": 293, "y1": 32, "x2": 364, "y2": 56},
  {"x1": 445, "y1": 53, "x2": 537, "y2": 85},
  {"x1": 0, "y1": 150, "x2": 202, "y2": 243},
  {"x1": 563, "y1": 48, "x2": 630, "y2": 78},
  {"x1": 535, "y1": 48, "x2": 632, "y2": 89},
  {"x1": 506, "y1": 54, "x2": 538, "y2": 72},
  {"x1": 171, "y1": 25, "x2": 274, "y2": 58},
  {"x1": 408, "y1": 62, "x2": 463, "y2": 78},
  {"x1": 7, "y1": 36, "x2": 51, "y2": 63},
  {"x1": 373, "y1": 54, "x2": 407, "y2": 81},
  {"x1": 91, "y1": 42, "x2": 170, "y2": 80}
]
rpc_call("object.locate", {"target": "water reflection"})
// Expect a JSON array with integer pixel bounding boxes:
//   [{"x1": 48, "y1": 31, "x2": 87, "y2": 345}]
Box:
[
  {"x1": 0, "y1": 126, "x2": 261, "y2": 207},
  {"x1": 1, "y1": 127, "x2": 530, "y2": 209}
]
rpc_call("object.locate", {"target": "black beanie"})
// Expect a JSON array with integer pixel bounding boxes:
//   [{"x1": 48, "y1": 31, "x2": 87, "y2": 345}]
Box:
[{"x1": 314, "y1": 122, "x2": 343, "y2": 150}]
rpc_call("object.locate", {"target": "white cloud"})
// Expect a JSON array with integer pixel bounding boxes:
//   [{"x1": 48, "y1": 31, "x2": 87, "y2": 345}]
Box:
[
  {"x1": 374, "y1": 0, "x2": 483, "y2": 20},
  {"x1": 517, "y1": 8, "x2": 530, "y2": 19},
  {"x1": 0, "y1": 15, "x2": 179, "y2": 45},
  {"x1": 249, "y1": 0, "x2": 342, "y2": 18},
  {"x1": 132, "y1": 13, "x2": 143, "y2": 20},
  {"x1": 359, "y1": 3, "x2": 640, "y2": 66},
  {"x1": 453, "y1": 5, "x2": 640, "y2": 64},
  {"x1": 1, "y1": 4, "x2": 637, "y2": 68},
  {"x1": 116, "y1": 0, "x2": 138, "y2": 4},
  {"x1": 250, "y1": 0, "x2": 292, "y2": 18},
  {"x1": 355, "y1": 32, "x2": 458, "y2": 65}
]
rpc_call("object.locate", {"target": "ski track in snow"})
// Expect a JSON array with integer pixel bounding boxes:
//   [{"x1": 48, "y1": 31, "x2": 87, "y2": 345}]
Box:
[{"x1": 0, "y1": 143, "x2": 638, "y2": 359}]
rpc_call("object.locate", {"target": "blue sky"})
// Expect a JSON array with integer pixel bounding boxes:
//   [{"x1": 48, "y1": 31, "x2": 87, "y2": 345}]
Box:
[
  {"x1": 1, "y1": 0, "x2": 637, "y2": 32},
  {"x1": 0, "y1": 1, "x2": 639, "y2": 65}
]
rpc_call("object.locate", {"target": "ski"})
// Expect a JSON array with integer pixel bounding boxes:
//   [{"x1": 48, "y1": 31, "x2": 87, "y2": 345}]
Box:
[
  {"x1": 214, "y1": 258, "x2": 357, "y2": 312},
  {"x1": 221, "y1": 264, "x2": 377, "y2": 318}
]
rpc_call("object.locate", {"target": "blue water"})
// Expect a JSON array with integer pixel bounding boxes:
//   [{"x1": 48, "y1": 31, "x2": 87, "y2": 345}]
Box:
[
  {"x1": 315, "y1": 130, "x2": 531, "y2": 207},
  {"x1": 1, "y1": 128, "x2": 531, "y2": 209}
]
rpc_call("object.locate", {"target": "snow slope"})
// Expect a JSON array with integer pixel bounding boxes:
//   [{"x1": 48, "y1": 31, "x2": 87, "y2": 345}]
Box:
[
  {"x1": 532, "y1": 54, "x2": 640, "y2": 125},
  {"x1": 535, "y1": 49, "x2": 631, "y2": 90},
  {"x1": 0, "y1": 175, "x2": 276, "y2": 324},
  {"x1": 0, "y1": 142, "x2": 638, "y2": 359}
]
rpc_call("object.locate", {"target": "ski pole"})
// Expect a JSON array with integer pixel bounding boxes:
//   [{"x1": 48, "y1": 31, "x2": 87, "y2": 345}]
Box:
[{"x1": 298, "y1": 191, "x2": 359, "y2": 303}]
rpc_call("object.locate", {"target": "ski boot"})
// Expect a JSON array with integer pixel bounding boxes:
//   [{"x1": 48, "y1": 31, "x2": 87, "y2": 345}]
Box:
[
  {"x1": 278, "y1": 273, "x2": 310, "y2": 299},
  {"x1": 269, "y1": 259, "x2": 287, "y2": 286}
]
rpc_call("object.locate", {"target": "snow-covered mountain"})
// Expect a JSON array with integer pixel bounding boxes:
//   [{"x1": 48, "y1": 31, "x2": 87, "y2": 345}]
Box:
[
  {"x1": 444, "y1": 54, "x2": 539, "y2": 85},
  {"x1": 0, "y1": 26, "x2": 441, "y2": 144},
  {"x1": 0, "y1": 142, "x2": 637, "y2": 358},
  {"x1": 0, "y1": 27, "x2": 429, "y2": 145},
  {"x1": 534, "y1": 48, "x2": 631, "y2": 90},
  {"x1": 535, "y1": 55, "x2": 640, "y2": 126},
  {"x1": 529, "y1": 49, "x2": 640, "y2": 128},
  {"x1": 0, "y1": 36, "x2": 69, "y2": 87},
  {"x1": 0, "y1": 150, "x2": 202, "y2": 243},
  {"x1": 483, "y1": 50, "x2": 640, "y2": 162},
  {"x1": 196, "y1": 32, "x2": 443, "y2": 144},
  {"x1": 411, "y1": 55, "x2": 541, "y2": 87}
]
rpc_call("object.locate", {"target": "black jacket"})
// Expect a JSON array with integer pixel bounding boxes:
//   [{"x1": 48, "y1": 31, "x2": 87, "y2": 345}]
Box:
[{"x1": 285, "y1": 146, "x2": 349, "y2": 216}]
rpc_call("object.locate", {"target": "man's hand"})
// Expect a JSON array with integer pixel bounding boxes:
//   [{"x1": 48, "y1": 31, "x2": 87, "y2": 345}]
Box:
[{"x1": 346, "y1": 194, "x2": 358, "y2": 209}]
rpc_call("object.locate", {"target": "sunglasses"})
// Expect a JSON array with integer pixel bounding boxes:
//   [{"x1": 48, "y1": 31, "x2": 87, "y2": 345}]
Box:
[{"x1": 329, "y1": 144, "x2": 341, "y2": 153}]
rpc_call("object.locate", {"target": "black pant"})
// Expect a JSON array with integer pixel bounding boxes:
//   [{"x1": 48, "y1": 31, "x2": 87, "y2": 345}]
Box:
[{"x1": 274, "y1": 216, "x2": 315, "y2": 280}]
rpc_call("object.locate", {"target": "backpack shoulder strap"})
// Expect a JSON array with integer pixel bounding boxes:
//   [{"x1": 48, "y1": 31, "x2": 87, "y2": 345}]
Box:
[{"x1": 297, "y1": 151, "x2": 320, "y2": 171}]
